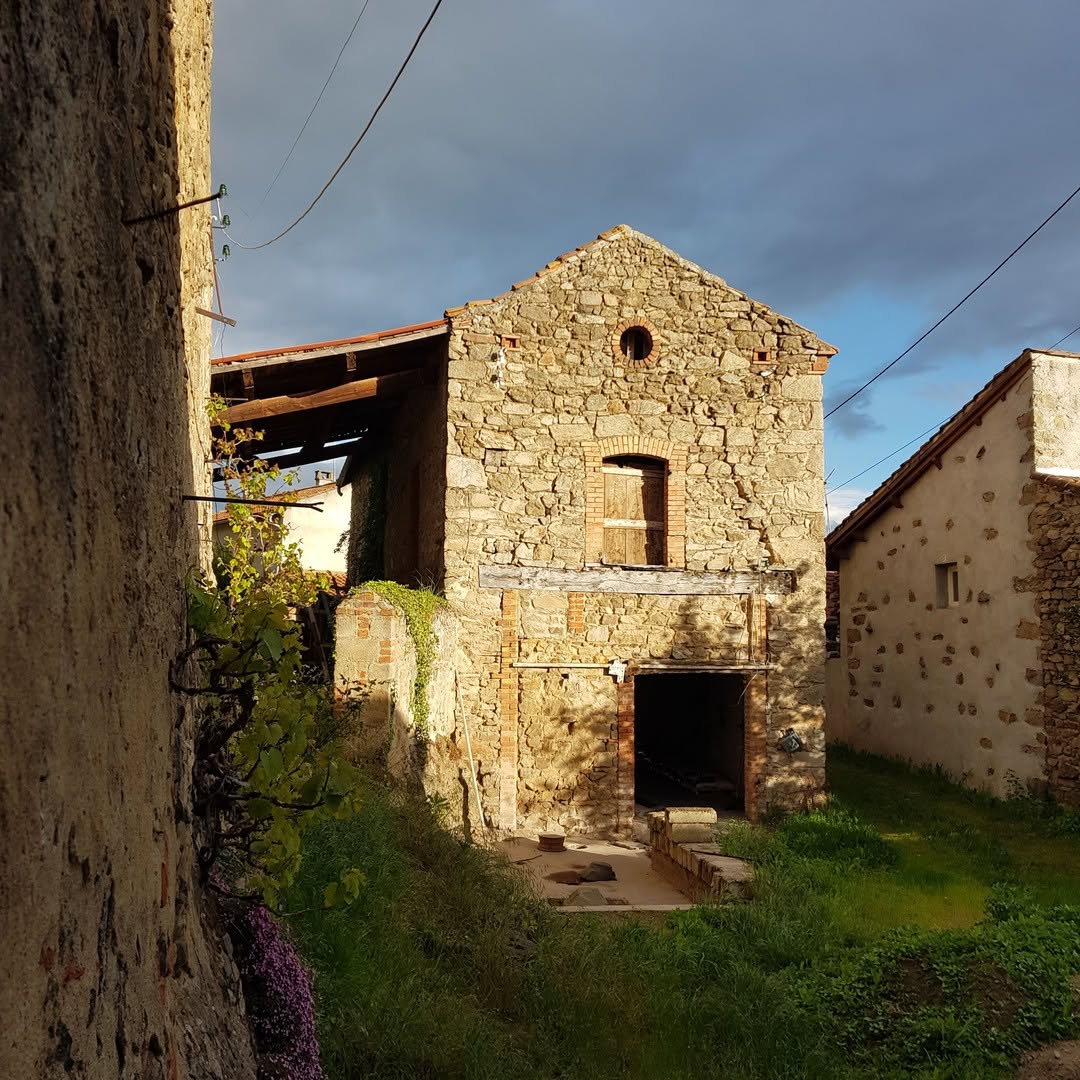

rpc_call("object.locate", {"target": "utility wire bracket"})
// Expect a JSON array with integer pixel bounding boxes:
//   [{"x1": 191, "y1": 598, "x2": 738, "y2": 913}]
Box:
[{"x1": 123, "y1": 184, "x2": 227, "y2": 227}]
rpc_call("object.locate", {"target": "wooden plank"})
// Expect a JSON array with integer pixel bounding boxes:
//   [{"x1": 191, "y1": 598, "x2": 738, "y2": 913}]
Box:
[
  {"x1": 642, "y1": 469, "x2": 664, "y2": 523},
  {"x1": 220, "y1": 369, "x2": 420, "y2": 425},
  {"x1": 603, "y1": 526, "x2": 626, "y2": 566},
  {"x1": 626, "y1": 469, "x2": 645, "y2": 523},
  {"x1": 625, "y1": 526, "x2": 648, "y2": 566},
  {"x1": 478, "y1": 565, "x2": 796, "y2": 595},
  {"x1": 603, "y1": 518, "x2": 664, "y2": 530},
  {"x1": 645, "y1": 526, "x2": 665, "y2": 566}
]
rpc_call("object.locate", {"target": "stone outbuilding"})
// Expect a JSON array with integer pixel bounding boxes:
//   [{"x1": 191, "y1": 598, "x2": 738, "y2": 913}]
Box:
[
  {"x1": 826, "y1": 349, "x2": 1080, "y2": 806},
  {"x1": 213, "y1": 225, "x2": 838, "y2": 837}
]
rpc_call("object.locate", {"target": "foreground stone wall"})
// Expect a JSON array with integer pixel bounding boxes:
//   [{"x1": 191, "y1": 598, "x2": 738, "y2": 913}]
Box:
[
  {"x1": 832, "y1": 372, "x2": 1044, "y2": 796},
  {"x1": 440, "y1": 227, "x2": 832, "y2": 833},
  {"x1": 0, "y1": 2, "x2": 254, "y2": 1076}
]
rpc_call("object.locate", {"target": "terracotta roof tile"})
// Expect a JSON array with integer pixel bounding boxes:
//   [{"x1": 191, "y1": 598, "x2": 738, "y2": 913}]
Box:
[{"x1": 213, "y1": 318, "x2": 448, "y2": 368}]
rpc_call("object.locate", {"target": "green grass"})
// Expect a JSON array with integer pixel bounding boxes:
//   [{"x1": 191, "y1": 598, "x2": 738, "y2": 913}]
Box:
[
  {"x1": 827, "y1": 744, "x2": 1080, "y2": 928},
  {"x1": 283, "y1": 750, "x2": 1080, "y2": 1080}
]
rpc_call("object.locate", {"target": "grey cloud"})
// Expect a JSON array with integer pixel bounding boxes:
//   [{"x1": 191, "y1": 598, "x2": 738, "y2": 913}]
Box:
[{"x1": 212, "y1": 0, "x2": 1080, "y2": 386}]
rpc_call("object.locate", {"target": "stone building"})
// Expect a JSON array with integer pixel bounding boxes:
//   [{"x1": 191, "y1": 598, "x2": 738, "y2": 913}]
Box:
[
  {"x1": 826, "y1": 349, "x2": 1080, "y2": 806},
  {"x1": 2, "y1": 0, "x2": 256, "y2": 1076},
  {"x1": 213, "y1": 226, "x2": 837, "y2": 837}
]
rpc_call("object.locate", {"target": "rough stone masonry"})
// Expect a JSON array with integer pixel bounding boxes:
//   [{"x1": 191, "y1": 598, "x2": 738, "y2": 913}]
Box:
[
  {"x1": 1, "y1": 2, "x2": 255, "y2": 1076},
  {"x1": 342, "y1": 226, "x2": 837, "y2": 838}
]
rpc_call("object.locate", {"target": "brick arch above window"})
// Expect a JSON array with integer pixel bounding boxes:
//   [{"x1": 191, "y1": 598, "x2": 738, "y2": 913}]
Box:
[{"x1": 584, "y1": 435, "x2": 688, "y2": 568}]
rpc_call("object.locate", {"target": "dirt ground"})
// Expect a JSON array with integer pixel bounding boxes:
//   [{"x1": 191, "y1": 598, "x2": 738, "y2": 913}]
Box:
[
  {"x1": 499, "y1": 835, "x2": 692, "y2": 908},
  {"x1": 1016, "y1": 1041, "x2": 1080, "y2": 1079}
]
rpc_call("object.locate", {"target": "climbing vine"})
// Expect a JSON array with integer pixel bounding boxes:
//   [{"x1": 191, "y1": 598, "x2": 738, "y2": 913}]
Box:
[
  {"x1": 356, "y1": 580, "x2": 446, "y2": 737},
  {"x1": 173, "y1": 398, "x2": 363, "y2": 909}
]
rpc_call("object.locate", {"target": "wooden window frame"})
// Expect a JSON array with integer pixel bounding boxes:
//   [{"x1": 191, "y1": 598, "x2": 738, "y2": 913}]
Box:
[
  {"x1": 584, "y1": 435, "x2": 687, "y2": 569},
  {"x1": 935, "y1": 561, "x2": 960, "y2": 608}
]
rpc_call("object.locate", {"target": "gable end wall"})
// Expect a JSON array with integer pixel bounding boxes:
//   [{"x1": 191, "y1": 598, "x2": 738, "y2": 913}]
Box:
[
  {"x1": 830, "y1": 373, "x2": 1045, "y2": 797},
  {"x1": 438, "y1": 230, "x2": 830, "y2": 833}
]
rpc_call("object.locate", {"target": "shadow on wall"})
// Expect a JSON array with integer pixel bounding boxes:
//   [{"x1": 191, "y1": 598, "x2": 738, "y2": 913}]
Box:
[
  {"x1": 517, "y1": 682, "x2": 621, "y2": 838},
  {"x1": 671, "y1": 560, "x2": 828, "y2": 810},
  {"x1": 0, "y1": 0, "x2": 256, "y2": 1075}
]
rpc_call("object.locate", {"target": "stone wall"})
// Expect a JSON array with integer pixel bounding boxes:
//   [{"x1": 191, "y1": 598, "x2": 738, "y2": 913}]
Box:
[
  {"x1": 831, "y1": 371, "x2": 1045, "y2": 796},
  {"x1": 334, "y1": 592, "x2": 478, "y2": 827},
  {"x1": 383, "y1": 373, "x2": 448, "y2": 587},
  {"x1": 647, "y1": 808, "x2": 754, "y2": 902},
  {"x1": 0, "y1": 2, "x2": 254, "y2": 1076},
  {"x1": 440, "y1": 227, "x2": 832, "y2": 834},
  {"x1": 1029, "y1": 353, "x2": 1080, "y2": 805}
]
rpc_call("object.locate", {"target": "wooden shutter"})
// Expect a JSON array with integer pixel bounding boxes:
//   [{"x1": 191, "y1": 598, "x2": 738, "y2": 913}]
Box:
[{"x1": 602, "y1": 457, "x2": 665, "y2": 566}]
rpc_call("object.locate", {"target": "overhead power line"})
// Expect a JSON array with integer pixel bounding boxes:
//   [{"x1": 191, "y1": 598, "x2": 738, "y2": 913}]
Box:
[
  {"x1": 228, "y1": 0, "x2": 445, "y2": 252},
  {"x1": 1049, "y1": 322, "x2": 1080, "y2": 350},
  {"x1": 826, "y1": 179, "x2": 1080, "y2": 419},
  {"x1": 826, "y1": 415, "x2": 953, "y2": 496},
  {"x1": 254, "y1": 0, "x2": 374, "y2": 215},
  {"x1": 827, "y1": 316, "x2": 1080, "y2": 503}
]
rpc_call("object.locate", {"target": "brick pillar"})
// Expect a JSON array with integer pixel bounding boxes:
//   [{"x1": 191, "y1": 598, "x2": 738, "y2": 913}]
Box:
[
  {"x1": 744, "y1": 593, "x2": 768, "y2": 822},
  {"x1": 567, "y1": 592, "x2": 585, "y2": 634},
  {"x1": 498, "y1": 589, "x2": 519, "y2": 831},
  {"x1": 616, "y1": 673, "x2": 636, "y2": 838}
]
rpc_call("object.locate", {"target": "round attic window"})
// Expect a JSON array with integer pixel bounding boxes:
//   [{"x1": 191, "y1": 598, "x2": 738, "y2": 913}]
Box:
[{"x1": 613, "y1": 319, "x2": 658, "y2": 366}]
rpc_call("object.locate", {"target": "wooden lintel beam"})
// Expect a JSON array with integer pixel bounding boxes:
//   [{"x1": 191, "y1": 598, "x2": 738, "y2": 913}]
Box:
[
  {"x1": 478, "y1": 564, "x2": 796, "y2": 596},
  {"x1": 219, "y1": 369, "x2": 420, "y2": 426}
]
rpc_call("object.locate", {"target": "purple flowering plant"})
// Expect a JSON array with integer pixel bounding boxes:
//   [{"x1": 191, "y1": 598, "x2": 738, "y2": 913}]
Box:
[{"x1": 231, "y1": 904, "x2": 322, "y2": 1080}]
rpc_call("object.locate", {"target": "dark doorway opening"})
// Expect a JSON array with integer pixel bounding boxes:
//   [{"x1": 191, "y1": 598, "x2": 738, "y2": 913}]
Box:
[{"x1": 634, "y1": 673, "x2": 745, "y2": 813}]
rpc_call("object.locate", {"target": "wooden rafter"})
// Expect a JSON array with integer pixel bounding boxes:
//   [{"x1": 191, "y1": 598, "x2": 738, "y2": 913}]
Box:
[{"x1": 219, "y1": 369, "x2": 421, "y2": 426}]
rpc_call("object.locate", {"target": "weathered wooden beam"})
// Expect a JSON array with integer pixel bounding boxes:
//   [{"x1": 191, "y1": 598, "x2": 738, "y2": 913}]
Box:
[
  {"x1": 219, "y1": 369, "x2": 420, "y2": 425},
  {"x1": 478, "y1": 565, "x2": 796, "y2": 595},
  {"x1": 210, "y1": 322, "x2": 448, "y2": 375}
]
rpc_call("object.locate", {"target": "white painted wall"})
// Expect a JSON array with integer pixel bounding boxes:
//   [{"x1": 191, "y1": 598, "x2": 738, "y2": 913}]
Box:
[{"x1": 213, "y1": 482, "x2": 350, "y2": 576}]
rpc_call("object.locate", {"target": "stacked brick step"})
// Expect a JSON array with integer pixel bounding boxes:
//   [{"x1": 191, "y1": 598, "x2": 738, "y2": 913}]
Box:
[{"x1": 647, "y1": 807, "x2": 754, "y2": 902}]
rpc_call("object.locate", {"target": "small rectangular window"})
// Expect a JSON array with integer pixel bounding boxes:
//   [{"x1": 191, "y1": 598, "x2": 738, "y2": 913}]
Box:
[{"x1": 935, "y1": 562, "x2": 960, "y2": 608}]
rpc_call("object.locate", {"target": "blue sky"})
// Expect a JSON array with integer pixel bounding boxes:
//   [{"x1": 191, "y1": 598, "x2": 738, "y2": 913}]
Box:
[{"x1": 209, "y1": 0, "x2": 1080, "y2": 521}]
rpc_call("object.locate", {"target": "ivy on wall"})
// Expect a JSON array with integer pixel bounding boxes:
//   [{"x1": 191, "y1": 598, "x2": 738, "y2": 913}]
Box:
[
  {"x1": 356, "y1": 580, "x2": 446, "y2": 738},
  {"x1": 349, "y1": 458, "x2": 387, "y2": 584}
]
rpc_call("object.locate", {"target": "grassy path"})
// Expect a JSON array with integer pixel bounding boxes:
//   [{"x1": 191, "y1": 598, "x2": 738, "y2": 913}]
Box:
[
  {"x1": 281, "y1": 749, "x2": 1080, "y2": 1079},
  {"x1": 828, "y1": 746, "x2": 1080, "y2": 930}
]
